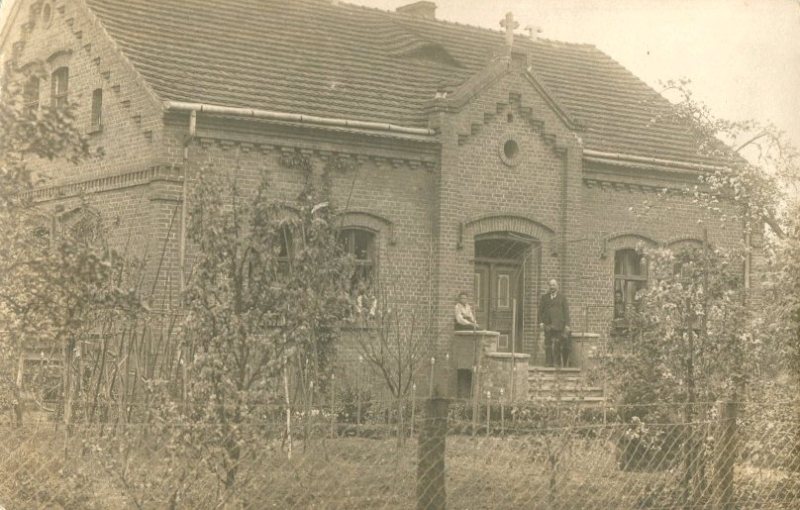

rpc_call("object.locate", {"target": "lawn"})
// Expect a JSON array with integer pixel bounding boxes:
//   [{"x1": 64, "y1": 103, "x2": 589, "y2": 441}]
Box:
[{"x1": 1, "y1": 423, "x2": 798, "y2": 509}]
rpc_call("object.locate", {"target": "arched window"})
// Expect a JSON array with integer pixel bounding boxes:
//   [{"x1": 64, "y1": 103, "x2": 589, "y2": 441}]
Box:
[
  {"x1": 614, "y1": 249, "x2": 647, "y2": 318},
  {"x1": 339, "y1": 228, "x2": 376, "y2": 287},
  {"x1": 51, "y1": 67, "x2": 69, "y2": 107},
  {"x1": 23, "y1": 76, "x2": 40, "y2": 112}
]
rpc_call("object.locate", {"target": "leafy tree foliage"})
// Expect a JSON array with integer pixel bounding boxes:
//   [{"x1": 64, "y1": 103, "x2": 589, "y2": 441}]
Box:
[
  {"x1": 766, "y1": 203, "x2": 800, "y2": 387},
  {"x1": 611, "y1": 246, "x2": 753, "y2": 411},
  {"x1": 630, "y1": 79, "x2": 800, "y2": 391},
  {"x1": 614, "y1": 79, "x2": 800, "y2": 493},
  {"x1": 0, "y1": 64, "x2": 133, "y2": 427},
  {"x1": 181, "y1": 161, "x2": 353, "y2": 487}
]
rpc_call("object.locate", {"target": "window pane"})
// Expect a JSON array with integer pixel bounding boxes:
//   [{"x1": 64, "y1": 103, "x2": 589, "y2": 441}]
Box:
[
  {"x1": 353, "y1": 230, "x2": 371, "y2": 260},
  {"x1": 340, "y1": 228, "x2": 376, "y2": 288},
  {"x1": 91, "y1": 88, "x2": 103, "y2": 130},
  {"x1": 614, "y1": 249, "x2": 627, "y2": 276},
  {"x1": 51, "y1": 67, "x2": 69, "y2": 107},
  {"x1": 497, "y1": 274, "x2": 510, "y2": 309},
  {"x1": 614, "y1": 280, "x2": 625, "y2": 318},
  {"x1": 24, "y1": 77, "x2": 39, "y2": 111},
  {"x1": 615, "y1": 249, "x2": 647, "y2": 318},
  {"x1": 473, "y1": 272, "x2": 481, "y2": 310},
  {"x1": 615, "y1": 249, "x2": 646, "y2": 277}
]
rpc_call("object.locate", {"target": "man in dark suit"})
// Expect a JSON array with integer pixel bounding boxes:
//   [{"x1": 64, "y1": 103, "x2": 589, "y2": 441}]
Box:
[{"x1": 538, "y1": 279, "x2": 571, "y2": 367}]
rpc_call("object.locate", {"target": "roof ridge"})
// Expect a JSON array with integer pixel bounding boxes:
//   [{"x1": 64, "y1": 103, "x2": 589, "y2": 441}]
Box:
[
  {"x1": 78, "y1": 0, "x2": 724, "y2": 166},
  {"x1": 332, "y1": 0, "x2": 594, "y2": 50}
]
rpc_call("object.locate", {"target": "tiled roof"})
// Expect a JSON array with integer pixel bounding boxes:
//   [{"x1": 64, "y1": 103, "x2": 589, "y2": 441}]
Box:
[{"x1": 85, "y1": 0, "x2": 716, "y2": 165}]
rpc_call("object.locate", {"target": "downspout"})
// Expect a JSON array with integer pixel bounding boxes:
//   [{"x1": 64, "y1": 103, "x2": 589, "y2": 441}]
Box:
[
  {"x1": 179, "y1": 110, "x2": 196, "y2": 294},
  {"x1": 559, "y1": 151, "x2": 569, "y2": 290},
  {"x1": 179, "y1": 110, "x2": 195, "y2": 405}
]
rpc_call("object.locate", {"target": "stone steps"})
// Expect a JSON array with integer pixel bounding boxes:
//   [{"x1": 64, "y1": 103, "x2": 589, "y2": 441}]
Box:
[
  {"x1": 532, "y1": 385, "x2": 604, "y2": 398},
  {"x1": 527, "y1": 366, "x2": 605, "y2": 404}
]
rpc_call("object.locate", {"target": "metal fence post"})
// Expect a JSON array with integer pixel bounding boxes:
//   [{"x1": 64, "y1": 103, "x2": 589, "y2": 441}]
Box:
[
  {"x1": 417, "y1": 397, "x2": 448, "y2": 510},
  {"x1": 715, "y1": 400, "x2": 738, "y2": 510}
]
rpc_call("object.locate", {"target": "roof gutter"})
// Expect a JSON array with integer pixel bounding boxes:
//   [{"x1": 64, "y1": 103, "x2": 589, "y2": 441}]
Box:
[
  {"x1": 163, "y1": 101, "x2": 437, "y2": 137},
  {"x1": 582, "y1": 149, "x2": 727, "y2": 172}
]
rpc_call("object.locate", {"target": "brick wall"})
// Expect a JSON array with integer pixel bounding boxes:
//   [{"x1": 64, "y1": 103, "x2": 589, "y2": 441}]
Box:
[
  {"x1": 576, "y1": 175, "x2": 744, "y2": 336},
  {"x1": 26, "y1": 167, "x2": 183, "y2": 308},
  {"x1": 161, "y1": 115, "x2": 441, "y2": 385}
]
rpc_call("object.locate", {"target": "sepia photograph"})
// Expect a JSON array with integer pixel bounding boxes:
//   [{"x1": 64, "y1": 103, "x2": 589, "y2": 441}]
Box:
[{"x1": 0, "y1": 0, "x2": 798, "y2": 508}]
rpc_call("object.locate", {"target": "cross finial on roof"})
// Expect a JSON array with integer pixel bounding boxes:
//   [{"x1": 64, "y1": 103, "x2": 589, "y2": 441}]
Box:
[
  {"x1": 500, "y1": 12, "x2": 519, "y2": 51},
  {"x1": 525, "y1": 25, "x2": 542, "y2": 40}
]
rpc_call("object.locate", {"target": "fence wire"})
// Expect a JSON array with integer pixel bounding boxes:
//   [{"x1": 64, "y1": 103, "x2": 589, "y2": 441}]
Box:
[{"x1": 1, "y1": 398, "x2": 799, "y2": 509}]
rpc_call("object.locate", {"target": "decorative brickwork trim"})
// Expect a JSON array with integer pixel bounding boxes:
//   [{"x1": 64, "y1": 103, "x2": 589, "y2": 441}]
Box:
[
  {"x1": 24, "y1": 166, "x2": 182, "y2": 203},
  {"x1": 584, "y1": 178, "x2": 687, "y2": 194},
  {"x1": 74, "y1": 0, "x2": 163, "y2": 113},
  {"x1": 337, "y1": 211, "x2": 394, "y2": 242},
  {"x1": 450, "y1": 88, "x2": 573, "y2": 153},
  {"x1": 602, "y1": 233, "x2": 658, "y2": 259},
  {"x1": 464, "y1": 214, "x2": 555, "y2": 246},
  {"x1": 190, "y1": 138, "x2": 437, "y2": 172}
]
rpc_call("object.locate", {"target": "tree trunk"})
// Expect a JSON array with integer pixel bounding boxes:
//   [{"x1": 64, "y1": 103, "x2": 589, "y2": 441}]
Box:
[
  {"x1": 63, "y1": 338, "x2": 75, "y2": 437},
  {"x1": 284, "y1": 367, "x2": 293, "y2": 459},
  {"x1": 14, "y1": 350, "x2": 24, "y2": 428}
]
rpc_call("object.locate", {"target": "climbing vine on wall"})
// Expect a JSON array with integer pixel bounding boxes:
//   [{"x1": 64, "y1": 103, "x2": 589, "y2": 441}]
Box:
[{"x1": 278, "y1": 151, "x2": 313, "y2": 174}]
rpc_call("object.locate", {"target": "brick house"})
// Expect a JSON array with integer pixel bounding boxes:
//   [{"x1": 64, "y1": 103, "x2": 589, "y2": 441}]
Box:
[{"x1": 1, "y1": 0, "x2": 752, "y2": 399}]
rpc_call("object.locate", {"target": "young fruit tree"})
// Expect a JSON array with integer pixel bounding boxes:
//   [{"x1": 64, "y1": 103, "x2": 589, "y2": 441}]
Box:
[
  {"x1": 351, "y1": 284, "x2": 433, "y2": 443},
  {"x1": 180, "y1": 158, "x2": 353, "y2": 491}
]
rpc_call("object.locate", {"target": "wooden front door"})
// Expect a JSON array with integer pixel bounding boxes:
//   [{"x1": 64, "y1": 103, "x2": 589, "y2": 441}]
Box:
[{"x1": 474, "y1": 261, "x2": 523, "y2": 352}]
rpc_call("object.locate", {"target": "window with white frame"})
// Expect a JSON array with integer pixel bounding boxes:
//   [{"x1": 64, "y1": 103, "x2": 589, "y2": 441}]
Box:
[
  {"x1": 340, "y1": 228, "x2": 376, "y2": 288},
  {"x1": 614, "y1": 248, "x2": 647, "y2": 318}
]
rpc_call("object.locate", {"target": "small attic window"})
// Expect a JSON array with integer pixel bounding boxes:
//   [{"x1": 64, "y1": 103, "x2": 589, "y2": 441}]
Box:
[
  {"x1": 90, "y1": 89, "x2": 103, "y2": 132},
  {"x1": 499, "y1": 137, "x2": 522, "y2": 167},
  {"x1": 504, "y1": 140, "x2": 519, "y2": 159},
  {"x1": 398, "y1": 43, "x2": 462, "y2": 68},
  {"x1": 41, "y1": 2, "x2": 53, "y2": 27}
]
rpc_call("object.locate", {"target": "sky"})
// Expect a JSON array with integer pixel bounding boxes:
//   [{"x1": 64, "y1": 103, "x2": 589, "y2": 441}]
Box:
[
  {"x1": 1, "y1": 0, "x2": 798, "y2": 148},
  {"x1": 354, "y1": 0, "x2": 800, "y2": 151}
]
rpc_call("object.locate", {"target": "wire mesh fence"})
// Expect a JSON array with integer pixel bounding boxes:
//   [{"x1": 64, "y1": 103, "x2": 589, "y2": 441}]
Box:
[{"x1": 1, "y1": 397, "x2": 799, "y2": 509}]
